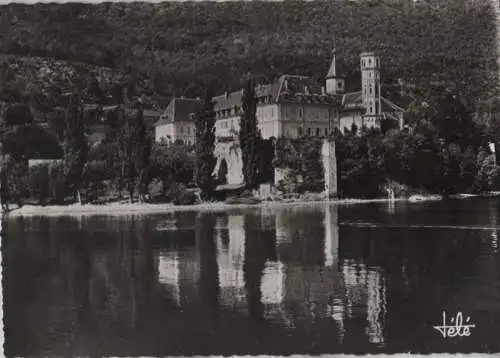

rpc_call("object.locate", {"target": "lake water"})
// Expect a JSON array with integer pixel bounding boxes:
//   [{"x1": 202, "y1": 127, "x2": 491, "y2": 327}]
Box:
[{"x1": 3, "y1": 199, "x2": 500, "y2": 356}]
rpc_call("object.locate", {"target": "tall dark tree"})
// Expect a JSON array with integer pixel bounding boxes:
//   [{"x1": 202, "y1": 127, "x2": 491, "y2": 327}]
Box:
[
  {"x1": 116, "y1": 100, "x2": 150, "y2": 202},
  {"x1": 63, "y1": 93, "x2": 89, "y2": 204},
  {"x1": 194, "y1": 89, "x2": 217, "y2": 199},
  {"x1": 240, "y1": 79, "x2": 261, "y2": 189},
  {"x1": 133, "y1": 99, "x2": 152, "y2": 202}
]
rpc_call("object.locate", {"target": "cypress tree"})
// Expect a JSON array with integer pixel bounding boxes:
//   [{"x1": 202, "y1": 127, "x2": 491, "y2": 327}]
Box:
[
  {"x1": 132, "y1": 99, "x2": 151, "y2": 202},
  {"x1": 194, "y1": 89, "x2": 217, "y2": 199},
  {"x1": 240, "y1": 79, "x2": 261, "y2": 189},
  {"x1": 63, "y1": 93, "x2": 89, "y2": 204}
]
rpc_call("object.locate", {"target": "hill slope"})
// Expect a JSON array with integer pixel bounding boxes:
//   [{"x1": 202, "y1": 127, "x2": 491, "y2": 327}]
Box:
[{"x1": 0, "y1": 0, "x2": 497, "y2": 107}]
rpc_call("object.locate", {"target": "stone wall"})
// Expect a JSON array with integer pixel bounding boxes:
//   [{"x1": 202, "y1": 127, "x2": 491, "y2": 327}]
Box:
[
  {"x1": 322, "y1": 139, "x2": 338, "y2": 198},
  {"x1": 213, "y1": 141, "x2": 244, "y2": 185}
]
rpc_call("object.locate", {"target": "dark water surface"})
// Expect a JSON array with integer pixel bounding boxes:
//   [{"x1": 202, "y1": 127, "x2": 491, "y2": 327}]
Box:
[{"x1": 3, "y1": 199, "x2": 500, "y2": 356}]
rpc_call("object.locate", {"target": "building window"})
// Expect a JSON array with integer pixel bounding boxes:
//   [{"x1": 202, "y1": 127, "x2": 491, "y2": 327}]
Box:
[
  {"x1": 370, "y1": 87, "x2": 373, "y2": 94},
  {"x1": 324, "y1": 128, "x2": 328, "y2": 136},
  {"x1": 180, "y1": 126, "x2": 184, "y2": 134},
  {"x1": 370, "y1": 106, "x2": 373, "y2": 114},
  {"x1": 307, "y1": 127, "x2": 311, "y2": 136},
  {"x1": 316, "y1": 128, "x2": 320, "y2": 136},
  {"x1": 187, "y1": 127, "x2": 190, "y2": 135},
  {"x1": 298, "y1": 127, "x2": 303, "y2": 136}
]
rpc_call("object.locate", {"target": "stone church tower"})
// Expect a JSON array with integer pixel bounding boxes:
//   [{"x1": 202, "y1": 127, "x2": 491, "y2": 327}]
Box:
[
  {"x1": 360, "y1": 52, "x2": 382, "y2": 119},
  {"x1": 326, "y1": 48, "x2": 345, "y2": 95}
]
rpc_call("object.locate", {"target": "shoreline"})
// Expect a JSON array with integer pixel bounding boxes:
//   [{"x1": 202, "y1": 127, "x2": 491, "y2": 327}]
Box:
[
  {"x1": 5, "y1": 197, "x2": 406, "y2": 218},
  {"x1": 4, "y1": 192, "x2": 500, "y2": 218}
]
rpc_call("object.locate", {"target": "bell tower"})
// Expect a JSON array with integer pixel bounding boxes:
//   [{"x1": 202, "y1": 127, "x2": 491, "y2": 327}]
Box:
[
  {"x1": 326, "y1": 48, "x2": 345, "y2": 95},
  {"x1": 360, "y1": 52, "x2": 381, "y2": 118}
]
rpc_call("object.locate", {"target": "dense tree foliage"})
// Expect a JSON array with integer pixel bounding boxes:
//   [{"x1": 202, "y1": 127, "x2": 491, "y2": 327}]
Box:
[
  {"x1": 274, "y1": 137, "x2": 325, "y2": 194},
  {"x1": 334, "y1": 90, "x2": 492, "y2": 198},
  {"x1": 150, "y1": 140, "x2": 195, "y2": 195},
  {"x1": 0, "y1": 0, "x2": 496, "y2": 109}
]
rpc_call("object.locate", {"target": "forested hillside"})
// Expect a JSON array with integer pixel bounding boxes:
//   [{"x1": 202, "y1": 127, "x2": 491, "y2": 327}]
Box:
[{"x1": 0, "y1": 0, "x2": 497, "y2": 109}]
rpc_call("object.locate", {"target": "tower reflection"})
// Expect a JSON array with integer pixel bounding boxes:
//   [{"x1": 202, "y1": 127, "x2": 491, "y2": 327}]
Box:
[{"x1": 196, "y1": 213, "x2": 220, "y2": 320}]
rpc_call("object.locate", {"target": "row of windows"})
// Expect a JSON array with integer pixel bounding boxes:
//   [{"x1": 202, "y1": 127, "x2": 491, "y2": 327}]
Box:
[
  {"x1": 216, "y1": 107, "x2": 241, "y2": 118},
  {"x1": 175, "y1": 139, "x2": 195, "y2": 145},
  {"x1": 178, "y1": 126, "x2": 192, "y2": 134},
  {"x1": 361, "y1": 57, "x2": 380, "y2": 68},
  {"x1": 217, "y1": 119, "x2": 238, "y2": 129},
  {"x1": 297, "y1": 127, "x2": 329, "y2": 137},
  {"x1": 257, "y1": 106, "x2": 276, "y2": 118}
]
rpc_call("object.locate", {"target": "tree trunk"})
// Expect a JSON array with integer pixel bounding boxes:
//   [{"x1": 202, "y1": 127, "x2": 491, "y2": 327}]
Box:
[{"x1": 128, "y1": 183, "x2": 134, "y2": 203}]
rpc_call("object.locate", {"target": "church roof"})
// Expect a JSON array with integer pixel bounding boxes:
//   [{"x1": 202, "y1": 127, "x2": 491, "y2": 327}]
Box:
[
  {"x1": 273, "y1": 75, "x2": 341, "y2": 105},
  {"x1": 213, "y1": 91, "x2": 243, "y2": 112},
  {"x1": 381, "y1": 97, "x2": 405, "y2": 113},
  {"x1": 212, "y1": 74, "x2": 342, "y2": 113},
  {"x1": 342, "y1": 91, "x2": 363, "y2": 109},
  {"x1": 340, "y1": 91, "x2": 406, "y2": 114},
  {"x1": 155, "y1": 97, "x2": 202, "y2": 126}
]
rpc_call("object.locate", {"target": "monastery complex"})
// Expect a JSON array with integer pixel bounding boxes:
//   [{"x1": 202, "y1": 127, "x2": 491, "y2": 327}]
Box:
[
  {"x1": 154, "y1": 50, "x2": 405, "y2": 145},
  {"x1": 154, "y1": 50, "x2": 406, "y2": 191}
]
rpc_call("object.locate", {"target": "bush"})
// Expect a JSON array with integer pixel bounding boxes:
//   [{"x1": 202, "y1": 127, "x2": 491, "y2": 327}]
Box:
[
  {"x1": 173, "y1": 189, "x2": 198, "y2": 206},
  {"x1": 166, "y1": 182, "x2": 199, "y2": 205},
  {"x1": 29, "y1": 165, "x2": 50, "y2": 205},
  {"x1": 5, "y1": 162, "x2": 30, "y2": 206}
]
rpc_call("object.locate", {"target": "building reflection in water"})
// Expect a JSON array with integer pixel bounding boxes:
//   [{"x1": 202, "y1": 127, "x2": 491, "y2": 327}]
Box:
[
  {"x1": 490, "y1": 203, "x2": 499, "y2": 253},
  {"x1": 153, "y1": 204, "x2": 387, "y2": 347},
  {"x1": 158, "y1": 251, "x2": 181, "y2": 306},
  {"x1": 216, "y1": 215, "x2": 247, "y2": 310}
]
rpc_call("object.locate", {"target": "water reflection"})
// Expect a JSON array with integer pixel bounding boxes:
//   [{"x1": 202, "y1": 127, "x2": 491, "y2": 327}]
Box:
[{"x1": 4, "y1": 199, "x2": 500, "y2": 356}]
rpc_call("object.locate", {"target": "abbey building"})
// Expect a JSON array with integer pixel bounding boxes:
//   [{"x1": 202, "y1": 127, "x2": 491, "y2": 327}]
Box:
[{"x1": 155, "y1": 50, "x2": 405, "y2": 144}]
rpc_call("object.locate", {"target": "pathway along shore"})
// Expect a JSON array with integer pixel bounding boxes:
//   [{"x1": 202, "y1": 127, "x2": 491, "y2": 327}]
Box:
[{"x1": 5, "y1": 197, "x2": 405, "y2": 218}]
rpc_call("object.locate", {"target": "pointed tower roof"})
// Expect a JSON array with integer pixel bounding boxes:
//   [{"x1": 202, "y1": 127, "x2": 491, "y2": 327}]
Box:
[{"x1": 327, "y1": 48, "x2": 338, "y2": 79}]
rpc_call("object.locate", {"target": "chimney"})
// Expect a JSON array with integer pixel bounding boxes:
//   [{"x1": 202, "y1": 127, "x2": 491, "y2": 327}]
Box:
[{"x1": 225, "y1": 92, "x2": 229, "y2": 99}]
